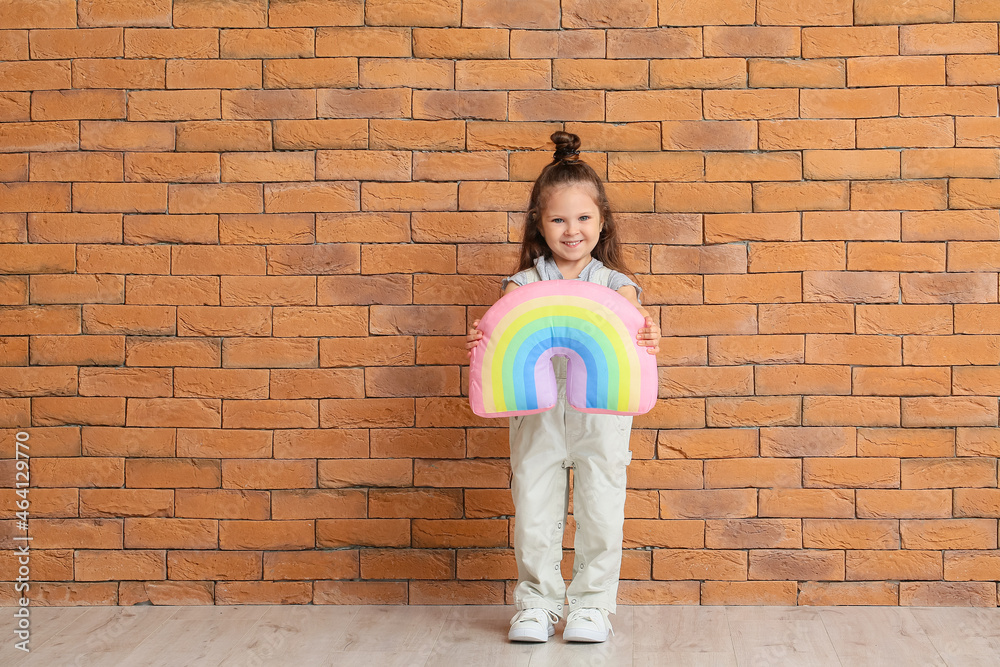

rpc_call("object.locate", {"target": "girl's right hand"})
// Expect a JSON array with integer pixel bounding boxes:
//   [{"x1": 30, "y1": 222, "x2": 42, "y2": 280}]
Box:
[{"x1": 466, "y1": 319, "x2": 482, "y2": 357}]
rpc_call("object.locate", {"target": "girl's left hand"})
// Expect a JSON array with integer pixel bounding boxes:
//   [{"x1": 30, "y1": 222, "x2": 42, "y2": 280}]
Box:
[{"x1": 636, "y1": 308, "x2": 660, "y2": 355}]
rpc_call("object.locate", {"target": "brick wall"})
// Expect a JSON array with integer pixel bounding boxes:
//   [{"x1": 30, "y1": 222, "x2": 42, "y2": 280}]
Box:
[{"x1": 2, "y1": 0, "x2": 1000, "y2": 607}]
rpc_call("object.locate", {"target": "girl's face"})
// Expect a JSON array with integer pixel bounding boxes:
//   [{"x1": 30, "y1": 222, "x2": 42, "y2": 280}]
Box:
[{"x1": 539, "y1": 183, "x2": 603, "y2": 274}]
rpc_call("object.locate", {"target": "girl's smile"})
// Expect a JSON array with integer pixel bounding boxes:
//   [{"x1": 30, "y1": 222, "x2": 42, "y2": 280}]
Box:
[{"x1": 540, "y1": 184, "x2": 602, "y2": 279}]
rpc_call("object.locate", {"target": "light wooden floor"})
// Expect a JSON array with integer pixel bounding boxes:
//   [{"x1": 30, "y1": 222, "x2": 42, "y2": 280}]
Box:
[{"x1": 2, "y1": 604, "x2": 999, "y2": 666}]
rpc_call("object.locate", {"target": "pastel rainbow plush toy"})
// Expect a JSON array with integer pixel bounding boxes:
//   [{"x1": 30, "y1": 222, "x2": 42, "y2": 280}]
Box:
[{"x1": 469, "y1": 280, "x2": 658, "y2": 418}]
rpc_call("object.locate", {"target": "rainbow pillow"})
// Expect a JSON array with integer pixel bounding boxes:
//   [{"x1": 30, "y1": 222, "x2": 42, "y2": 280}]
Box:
[{"x1": 469, "y1": 280, "x2": 658, "y2": 417}]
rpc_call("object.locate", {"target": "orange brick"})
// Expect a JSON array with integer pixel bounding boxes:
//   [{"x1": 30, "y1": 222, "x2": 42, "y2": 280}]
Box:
[
  {"x1": 758, "y1": 303, "x2": 854, "y2": 334},
  {"x1": 509, "y1": 28, "x2": 605, "y2": 58},
  {"x1": 0, "y1": 0, "x2": 76, "y2": 28},
  {"x1": 707, "y1": 396, "x2": 801, "y2": 427},
  {"x1": 78, "y1": 0, "x2": 173, "y2": 27},
  {"x1": 902, "y1": 272, "x2": 998, "y2": 304},
  {"x1": 177, "y1": 428, "x2": 271, "y2": 464},
  {"x1": 219, "y1": 519, "x2": 315, "y2": 550},
  {"x1": 269, "y1": 0, "x2": 365, "y2": 27},
  {"x1": 855, "y1": 0, "x2": 953, "y2": 25},
  {"x1": 124, "y1": 27, "x2": 220, "y2": 58},
  {"x1": 76, "y1": 549, "x2": 166, "y2": 581},
  {"x1": 902, "y1": 86, "x2": 998, "y2": 117},
  {"x1": 955, "y1": 367, "x2": 1000, "y2": 395},
  {"x1": 704, "y1": 212, "x2": 799, "y2": 243},
  {"x1": 756, "y1": 365, "x2": 852, "y2": 396},
  {"x1": 316, "y1": 26, "x2": 409, "y2": 57},
  {"x1": 901, "y1": 519, "x2": 997, "y2": 550},
  {"x1": 903, "y1": 149, "x2": 1000, "y2": 180},
  {"x1": 552, "y1": 58, "x2": 647, "y2": 90},
  {"x1": 168, "y1": 550, "x2": 261, "y2": 580},
  {"x1": 759, "y1": 488, "x2": 854, "y2": 517},
  {"x1": 803, "y1": 212, "x2": 901, "y2": 241},
  {"x1": 412, "y1": 154, "x2": 507, "y2": 182},
  {"x1": 650, "y1": 245, "x2": 746, "y2": 274},
  {"x1": 760, "y1": 426, "x2": 855, "y2": 457},
  {"x1": 0, "y1": 61, "x2": 72, "y2": 91},
  {"x1": 175, "y1": 489, "x2": 269, "y2": 519},
  {"x1": 30, "y1": 28, "x2": 123, "y2": 59},
  {"x1": 125, "y1": 517, "x2": 217, "y2": 549},
  {"x1": 166, "y1": 59, "x2": 262, "y2": 89},
  {"x1": 657, "y1": 0, "x2": 754, "y2": 25},
  {"x1": 367, "y1": 0, "x2": 460, "y2": 26},
  {"x1": 802, "y1": 26, "x2": 899, "y2": 58},
  {"x1": 221, "y1": 28, "x2": 314, "y2": 58},
  {"x1": 749, "y1": 549, "x2": 845, "y2": 580},
  {"x1": 316, "y1": 519, "x2": 410, "y2": 552},
  {"x1": 412, "y1": 27, "x2": 508, "y2": 59},
  {"x1": 73, "y1": 58, "x2": 165, "y2": 89},
  {"x1": 660, "y1": 304, "x2": 756, "y2": 336},
  {"x1": 359, "y1": 58, "x2": 450, "y2": 90},
  {"x1": 706, "y1": 152, "x2": 801, "y2": 182},
  {"x1": 858, "y1": 117, "x2": 954, "y2": 149},
  {"x1": 655, "y1": 182, "x2": 751, "y2": 213},
  {"x1": 905, "y1": 335, "x2": 1000, "y2": 366},
  {"x1": 949, "y1": 55, "x2": 1000, "y2": 85},
  {"x1": 759, "y1": 119, "x2": 855, "y2": 150},
  {"x1": 708, "y1": 335, "x2": 804, "y2": 365},
  {"x1": 902, "y1": 23, "x2": 998, "y2": 55},
  {"x1": 455, "y1": 60, "x2": 550, "y2": 91},
  {"x1": 177, "y1": 120, "x2": 272, "y2": 152},
  {"x1": 846, "y1": 550, "x2": 942, "y2": 580},
  {"x1": 806, "y1": 334, "x2": 901, "y2": 365},
  {"x1": 650, "y1": 58, "x2": 747, "y2": 89},
  {"x1": 263, "y1": 550, "x2": 358, "y2": 580},
  {"x1": 660, "y1": 367, "x2": 753, "y2": 396},
  {"x1": 757, "y1": 0, "x2": 852, "y2": 25},
  {"x1": 368, "y1": 119, "x2": 463, "y2": 151},
  {"x1": 704, "y1": 88, "x2": 798, "y2": 120},
  {"x1": 661, "y1": 120, "x2": 757, "y2": 151},
  {"x1": 29, "y1": 335, "x2": 123, "y2": 367},
  {"x1": 271, "y1": 427, "x2": 366, "y2": 459},
  {"x1": 704, "y1": 27, "x2": 800, "y2": 57},
  {"x1": 903, "y1": 458, "x2": 996, "y2": 489},
  {"x1": 321, "y1": 398, "x2": 415, "y2": 428},
  {"x1": 803, "y1": 458, "x2": 899, "y2": 488},
  {"x1": 82, "y1": 120, "x2": 175, "y2": 151},
  {"x1": 804, "y1": 271, "x2": 899, "y2": 303},
  {"x1": 126, "y1": 458, "x2": 221, "y2": 488},
  {"x1": 749, "y1": 242, "x2": 845, "y2": 272},
  {"x1": 848, "y1": 241, "x2": 946, "y2": 272},
  {"x1": 652, "y1": 549, "x2": 747, "y2": 580},
  {"x1": 222, "y1": 89, "x2": 316, "y2": 120},
  {"x1": 957, "y1": 304, "x2": 1000, "y2": 334},
  {"x1": 706, "y1": 458, "x2": 801, "y2": 489},
  {"x1": 173, "y1": 0, "x2": 267, "y2": 28},
  {"x1": 28, "y1": 213, "x2": 122, "y2": 244},
  {"x1": 704, "y1": 273, "x2": 801, "y2": 304},
  {"x1": 952, "y1": 178, "x2": 1000, "y2": 210},
  {"x1": 27, "y1": 518, "x2": 121, "y2": 550},
  {"x1": 803, "y1": 396, "x2": 900, "y2": 427},
  {"x1": 854, "y1": 367, "x2": 951, "y2": 396},
  {"x1": 802, "y1": 88, "x2": 898, "y2": 121},
  {"x1": 0, "y1": 120, "x2": 78, "y2": 152},
  {"x1": 32, "y1": 89, "x2": 126, "y2": 121},
  {"x1": 857, "y1": 304, "x2": 952, "y2": 335},
  {"x1": 749, "y1": 58, "x2": 845, "y2": 88},
  {"x1": 903, "y1": 397, "x2": 998, "y2": 428},
  {"x1": 754, "y1": 181, "x2": 849, "y2": 212},
  {"x1": 858, "y1": 428, "x2": 954, "y2": 458}
]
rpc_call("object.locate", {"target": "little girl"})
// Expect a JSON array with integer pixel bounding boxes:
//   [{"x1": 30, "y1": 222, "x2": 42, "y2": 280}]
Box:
[{"x1": 466, "y1": 131, "x2": 660, "y2": 643}]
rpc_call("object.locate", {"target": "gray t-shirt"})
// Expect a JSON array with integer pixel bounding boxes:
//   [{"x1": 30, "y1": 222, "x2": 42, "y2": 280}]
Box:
[{"x1": 501, "y1": 255, "x2": 643, "y2": 303}]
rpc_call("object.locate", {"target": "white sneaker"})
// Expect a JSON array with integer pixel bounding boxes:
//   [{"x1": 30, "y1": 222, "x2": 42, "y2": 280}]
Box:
[
  {"x1": 563, "y1": 607, "x2": 613, "y2": 643},
  {"x1": 508, "y1": 608, "x2": 559, "y2": 642}
]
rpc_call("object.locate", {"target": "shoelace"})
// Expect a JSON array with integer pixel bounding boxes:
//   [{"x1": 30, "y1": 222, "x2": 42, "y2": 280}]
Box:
[
  {"x1": 510, "y1": 608, "x2": 560, "y2": 628},
  {"x1": 567, "y1": 608, "x2": 615, "y2": 636}
]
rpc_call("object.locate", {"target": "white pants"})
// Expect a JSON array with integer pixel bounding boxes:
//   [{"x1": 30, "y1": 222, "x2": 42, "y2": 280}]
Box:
[{"x1": 509, "y1": 356, "x2": 633, "y2": 618}]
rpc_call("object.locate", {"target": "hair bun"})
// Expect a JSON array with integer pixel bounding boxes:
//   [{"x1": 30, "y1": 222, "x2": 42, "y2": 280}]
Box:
[{"x1": 551, "y1": 131, "x2": 581, "y2": 163}]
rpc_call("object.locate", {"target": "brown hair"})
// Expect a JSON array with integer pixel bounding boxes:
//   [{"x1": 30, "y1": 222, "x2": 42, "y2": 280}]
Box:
[{"x1": 513, "y1": 131, "x2": 634, "y2": 282}]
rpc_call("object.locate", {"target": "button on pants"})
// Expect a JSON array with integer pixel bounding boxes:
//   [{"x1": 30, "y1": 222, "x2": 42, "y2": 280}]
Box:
[{"x1": 509, "y1": 358, "x2": 633, "y2": 618}]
